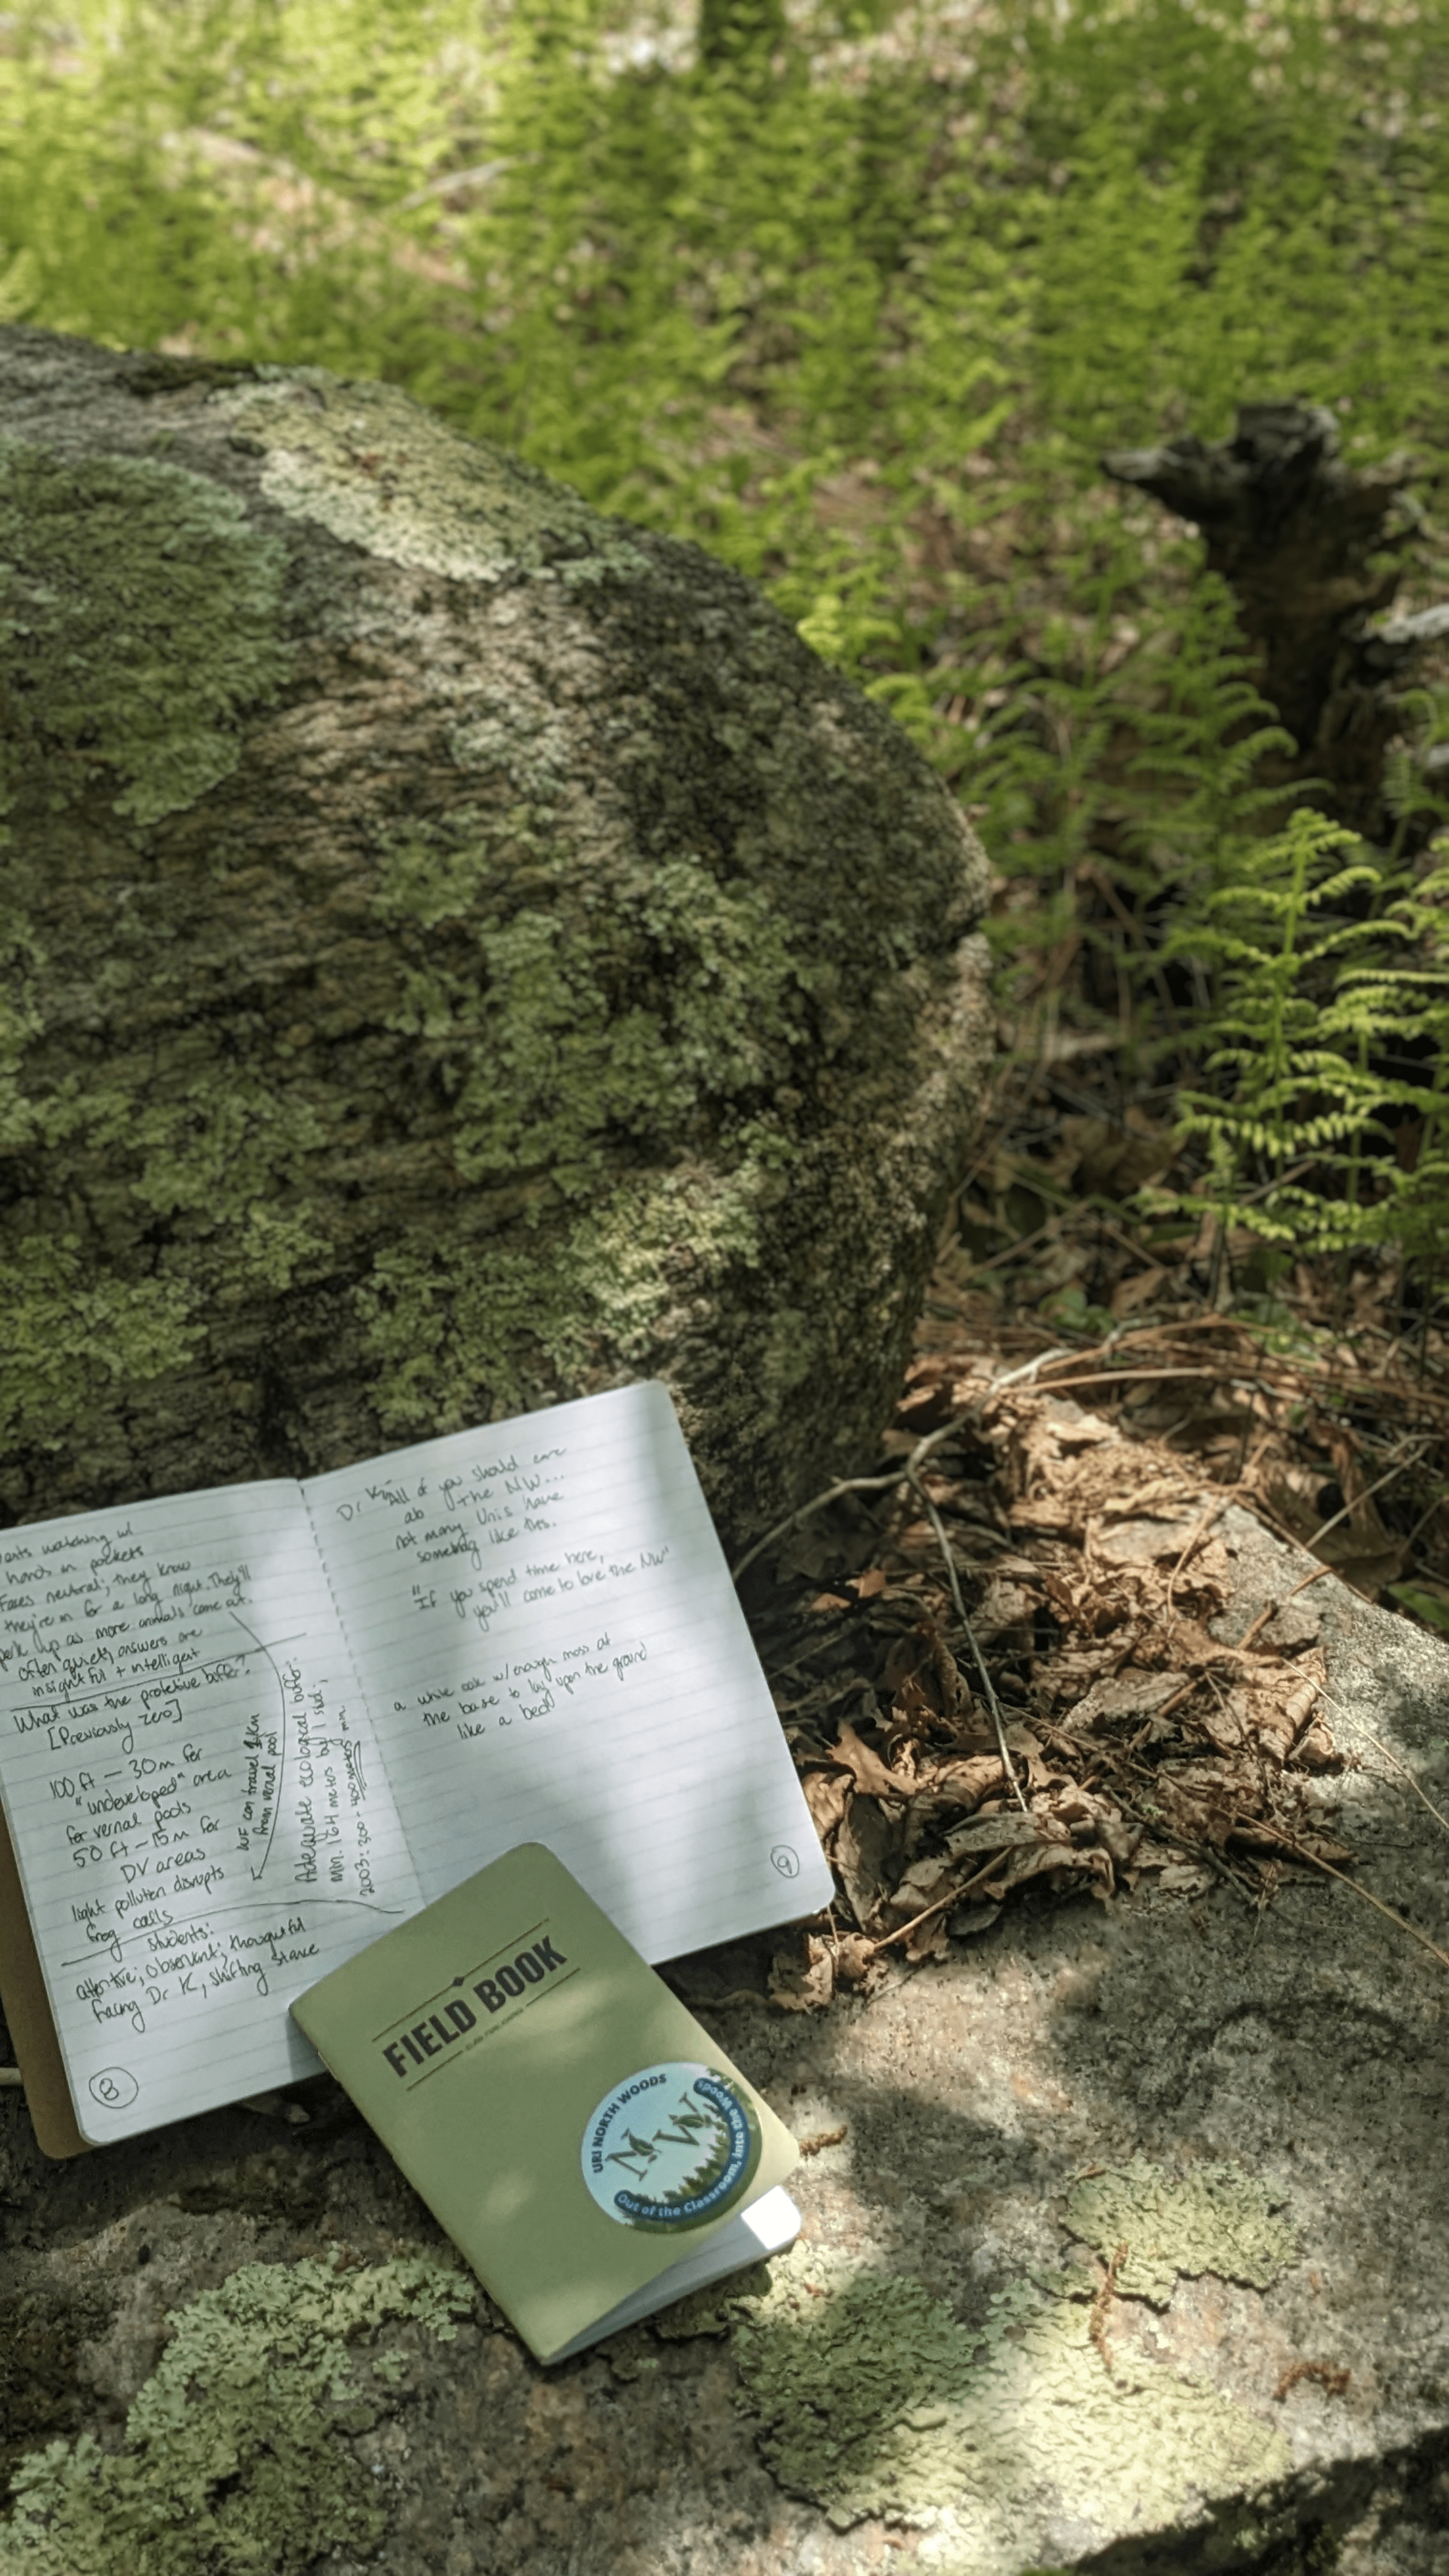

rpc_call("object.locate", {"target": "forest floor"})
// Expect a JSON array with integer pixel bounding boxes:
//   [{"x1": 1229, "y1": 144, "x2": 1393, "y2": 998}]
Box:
[{"x1": 739, "y1": 1160, "x2": 1449, "y2": 2008}]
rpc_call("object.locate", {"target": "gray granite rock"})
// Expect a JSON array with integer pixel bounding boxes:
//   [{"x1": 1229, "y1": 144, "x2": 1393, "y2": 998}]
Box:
[
  {"x1": 0, "y1": 325, "x2": 990, "y2": 1552},
  {"x1": 2, "y1": 1505, "x2": 1446, "y2": 2572}
]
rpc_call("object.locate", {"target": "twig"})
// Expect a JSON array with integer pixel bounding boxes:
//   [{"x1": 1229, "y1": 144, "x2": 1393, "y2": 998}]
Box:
[
  {"x1": 1245, "y1": 1828, "x2": 1449, "y2": 1974},
  {"x1": 1236, "y1": 1562, "x2": 1334, "y2": 1652},
  {"x1": 1113, "y1": 1786, "x2": 1259, "y2": 1905},
  {"x1": 730, "y1": 1346, "x2": 1073, "y2": 1584},
  {"x1": 985, "y1": 1366, "x2": 1218, "y2": 1401},
  {"x1": 0, "y1": 2066, "x2": 22, "y2": 2087},
  {"x1": 730, "y1": 1459, "x2": 933, "y2": 1587},
  {"x1": 864, "y1": 1848, "x2": 1009, "y2": 1955},
  {"x1": 1089, "y1": 2241, "x2": 1129, "y2": 2375},
  {"x1": 907, "y1": 1471, "x2": 1031, "y2": 1814},
  {"x1": 1300, "y1": 1438, "x2": 1433, "y2": 1554}
]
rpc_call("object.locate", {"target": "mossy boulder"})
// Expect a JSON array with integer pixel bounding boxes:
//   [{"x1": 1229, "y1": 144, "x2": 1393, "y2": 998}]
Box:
[{"x1": 0, "y1": 325, "x2": 990, "y2": 1544}]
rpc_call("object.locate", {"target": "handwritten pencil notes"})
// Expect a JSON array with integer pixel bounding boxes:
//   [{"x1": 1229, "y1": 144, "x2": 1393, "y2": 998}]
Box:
[
  {"x1": 304, "y1": 1384, "x2": 829, "y2": 1958},
  {"x1": 0, "y1": 1383, "x2": 831, "y2": 2143},
  {"x1": 0, "y1": 1481, "x2": 422, "y2": 2140}
]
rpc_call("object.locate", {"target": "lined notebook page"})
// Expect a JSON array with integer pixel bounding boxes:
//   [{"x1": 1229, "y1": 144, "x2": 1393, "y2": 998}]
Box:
[
  {"x1": 0, "y1": 1484, "x2": 422, "y2": 2143},
  {"x1": 304, "y1": 1381, "x2": 832, "y2": 1959}
]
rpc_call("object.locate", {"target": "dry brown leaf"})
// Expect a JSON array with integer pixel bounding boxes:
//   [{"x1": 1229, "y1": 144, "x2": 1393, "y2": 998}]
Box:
[
  {"x1": 830, "y1": 1932, "x2": 880, "y2": 1988},
  {"x1": 925, "y1": 1752, "x2": 1013, "y2": 1809},
  {"x1": 971, "y1": 1575, "x2": 1042, "y2": 1639},
  {"x1": 1008, "y1": 1498, "x2": 1080, "y2": 1533},
  {"x1": 944, "y1": 1810, "x2": 1057, "y2": 1859},
  {"x1": 1198, "y1": 1696, "x2": 1248, "y2": 1754},
  {"x1": 1110, "y1": 1265, "x2": 1169, "y2": 1318},
  {"x1": 801, "y1": 1765, "x2": 852, "y2": 1842},
  {"x1": 890, "y1": 1671, "x2": 945, "y2": 1740},
  {"x1": 769, "y1": 1933, "x2": 834, "y2": 2012},
  {"x1": 833, "y1": 1793, "x2": 905, "y2": 1929},
  {"x1": 1292, "y1": 1720, "x2": 1342, "y2": 1772},
  {"x1": 1068, "y1": 1669, "x2": 1188, "y2": 1730},
  {"x1": 884, "y1": 1855, "x2": 958, "y2": 1919},
  {"x1": 1153, "y1": 1777, "x2": 1238, "y2": 1849},
  {"x1": 833, "y1": 1719, "x2": 913, "y2": 1801}
]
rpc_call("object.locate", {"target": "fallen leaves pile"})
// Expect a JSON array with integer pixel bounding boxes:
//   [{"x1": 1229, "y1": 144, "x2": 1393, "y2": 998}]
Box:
[{"x1": 756, "y1": 1325, "x2": 1374, "y2": 2010}]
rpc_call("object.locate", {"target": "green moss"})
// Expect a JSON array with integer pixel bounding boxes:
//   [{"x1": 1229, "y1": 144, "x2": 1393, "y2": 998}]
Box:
[
  {"x1": 353, "y1": 1158, "x2": 781, "y2": 1436},
  {"x1": 0, "y1": 439, "x2": 294, "y2": 837},
  {"x1": 1064, "y1": 2154, "x2": 1300, "y2": 2305},
  {"x1": 0, "y1": 436, "x2": 310, "y2": 1454},
  {"x1": 116, "y1": 356, "x2": 266, "y2": 399},
  {"x1": 0, "y1": 2251, "x2": 475, "y2": 2576},
  {"x1": 4, "y1": 1235, "x2": 206, "y2": 1457},
  {"x1": 728, "y1": 2241, "x2": 1291, "y2": 2555},
  {"x1": 354, "y1": 812, "x2": 816, "y2": 1431},
  {"x1": 0, "y1": 350, "x2": 983, "y2": 1520},
  {"x1": 372, "y1": 834, "x2": 808, "y2": 1196},
  {"x1": 0, "y1": 2289, "x2": 111, "y2": 2502}
]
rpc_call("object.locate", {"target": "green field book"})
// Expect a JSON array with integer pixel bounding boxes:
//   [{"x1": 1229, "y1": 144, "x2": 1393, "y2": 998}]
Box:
[{"x1": 289, "y1": 1842, "x2": 801, "y2": 2363}]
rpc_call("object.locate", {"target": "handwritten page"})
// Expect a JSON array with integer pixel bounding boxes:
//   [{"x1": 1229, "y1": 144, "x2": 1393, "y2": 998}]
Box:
[
  {"x1": 0, "y1": 1486, "x2": 421, "y2": 2142},
  {"x1": 305, "y1": 1381, "x2": 831, "y2": 1961},
  {"x1": 0, "y1": 1381, "x2": 831, "y2": 2146}
]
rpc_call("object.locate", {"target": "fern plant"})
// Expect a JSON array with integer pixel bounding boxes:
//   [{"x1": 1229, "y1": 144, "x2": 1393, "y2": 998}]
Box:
[
  {"x1": 1325, "y1": 846, "x2": 1449, "y2": 1284},
  {"x1": 1139, "y1": 808, "x2": 1393, "y2": 1272},
  {"x1": 1139, "y1": 801, "x2": 1449, "y2": 1289}
]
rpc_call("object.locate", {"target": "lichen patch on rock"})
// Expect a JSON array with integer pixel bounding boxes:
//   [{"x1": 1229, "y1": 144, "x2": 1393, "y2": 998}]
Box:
[
  {"x1": 726, "y1": 2241, "x2": 1290, "y2": 2558},
  {"x1": 0, "y1": 2250, "x2": 474, "y2": 2576},
  {"x1": 213, "y1": 371, "x2": 653, "y2": 589},
  {"x1": 0, "y1": 437, "x2": 294, "y2": 837},
  {"x1": 1064, "y1": 2153, "x2": 1299, "y2": 2305}
]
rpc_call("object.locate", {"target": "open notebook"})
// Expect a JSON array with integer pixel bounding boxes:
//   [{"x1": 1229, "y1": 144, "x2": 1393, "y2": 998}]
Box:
[{"x1": 0, "y1": 1381, "x2": 831, "y2": 2152}]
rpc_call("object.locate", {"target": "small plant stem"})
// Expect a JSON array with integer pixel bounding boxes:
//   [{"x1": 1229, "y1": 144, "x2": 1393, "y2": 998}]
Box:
[
  {"x1": 864, "y1": 1848, "x2": 1009, "y2": 1956},
  {"x1": 1300, "y1": 1437, "x2": 1432, "y2": 1556},
  {"x1": 907, "y1": 1471, "x2": 1031, "y2": 1814},
  {"x1": 729, "y1": 1347, "x2": 1073, "y2": 1585},
  {"x1": 1251, "y1": 1830, "x2": 1449, "y2": 1976},
  {"x1": 985, "y1": 1365, "x2": 1216, "y2": 1399}
]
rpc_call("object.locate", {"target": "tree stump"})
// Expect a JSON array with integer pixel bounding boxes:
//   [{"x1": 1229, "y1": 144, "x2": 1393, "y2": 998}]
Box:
[
  {"x1": 0, "y1": 328, "x2": 992, "y2": 1549},
  {"x1": 1103, "y1": 399, "x2": 1441, "y2": 841}
]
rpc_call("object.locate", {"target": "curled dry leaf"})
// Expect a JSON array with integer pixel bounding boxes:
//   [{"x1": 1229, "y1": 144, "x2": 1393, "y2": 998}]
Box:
[
  {"x1": 769, "y1": 1933, "x2": 834, "y2": 2012},
  {"x1": 833, "y1": 1792, "x2": 906, "y2": 1931},
  {"x1": 802, "y1": 1764, "x2": 853, "y2": 1843},
  {"x1": 830, "y1": 1932, "x2": 882, "y2": 1988},
  {"x1": 832, "y1": 1719, "x2": 914, "y2": 1802}
]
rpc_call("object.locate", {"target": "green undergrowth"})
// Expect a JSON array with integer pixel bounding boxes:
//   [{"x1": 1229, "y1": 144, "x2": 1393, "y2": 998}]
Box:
[
  {"x1": 0, "y1": 2251, "x2": 475, "y2": 2575},
  {"x1": 1, "y1": 0, "x2": 1447, "y2": 1272}
]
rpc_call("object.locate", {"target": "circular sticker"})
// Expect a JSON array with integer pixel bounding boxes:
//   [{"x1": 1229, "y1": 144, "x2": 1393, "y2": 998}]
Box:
[{"x1": 581, "y1": 2060, "x2": 762, "y2": 2233}]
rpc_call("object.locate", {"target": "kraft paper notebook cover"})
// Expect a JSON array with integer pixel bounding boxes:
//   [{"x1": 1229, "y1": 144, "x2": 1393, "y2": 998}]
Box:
[
  {"x1": 291, "y1": 1843, "x2": 801, "y2": 2363},
  {"x1": 0, "y1": 1380, "x2": 831, "y2": 2154}
]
